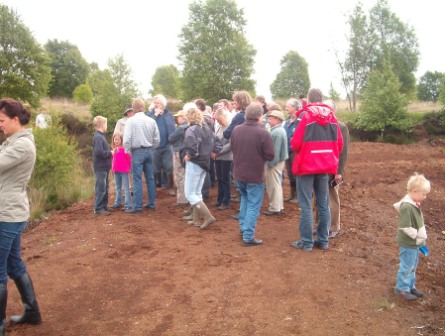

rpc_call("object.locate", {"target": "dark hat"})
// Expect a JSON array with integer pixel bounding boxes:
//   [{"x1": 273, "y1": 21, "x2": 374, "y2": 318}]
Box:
[{"x1": 124, "y1": 104, "x2": 133, "y2": 116}]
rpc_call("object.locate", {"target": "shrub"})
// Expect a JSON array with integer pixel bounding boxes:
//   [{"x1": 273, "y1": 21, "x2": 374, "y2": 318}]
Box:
[{"x1": 73, "y1": 84, "x2": 93, "y2": 104}]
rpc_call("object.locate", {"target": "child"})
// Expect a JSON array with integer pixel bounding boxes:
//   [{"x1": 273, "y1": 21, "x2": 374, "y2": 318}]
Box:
[
  {"x1": 393, "y1": 172, "x2": 431, "y2": 300},
  {"x1": 92, "y1": 116, "x2": 112, "y2": 215},
  {"x1": 111, "y1": 132, "x2": 132, "y2": 210}
]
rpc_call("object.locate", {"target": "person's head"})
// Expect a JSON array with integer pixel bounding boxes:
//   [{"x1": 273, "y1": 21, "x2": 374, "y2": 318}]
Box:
[
  {"x1": 407, "y1": 173, "x2": 431, "y2": 204},
  {"x1": 0, "y1": 98, "x2": 32, "y2": 136},
  {"x1": 39, "y1": 107, "x2": 48, "y2": 115},
  {"x1": 227, "y1": 100, "x2": 234, "y2": 111},
  {"x1": 153, "y1": 94, "x2": 167, "y2": 110},
  {"x1": 268, "y1": 110, "x2": 284, "y2": 127},
  {"x1": 255, "y1": 95, "x2": 266, "y2": 106},
  {"x1": 93, "y1": 116, "x2": 107, "y2": 132},
  {"x1": 286, "y1": 98, "x2": 301, "y2": 116},
  {"x1": 232, "y1": 91, "x2": 253, "y2": 112},
  {"x1": 194, "y1": 98, "x2": 206, "y2": 112},
  {"x1": 307, "y1": 88, "x2": 323, "y2": 103},
  {"x1": 323, "y1": 99, "x2": 336, "y2": 112},
  {"x1": 124, "y1": 104, "x2": 134, "y2": 117},
  {"x1": 132, "y1": 98, "x2": 145, "y2": 113},
  {"x1": 187, "y1": 108, "x2": 203, "y2": 126},
  {"x1": 218, "y1": 99, "x2": 229, "y2": 110},
  {"x1": 174, "y1": 110, "x2": 187, "y2": 124},
  {"x1": 212, "y1": 103, "x2": 219, "y2": 112},
  {"x1": 266, "y1": 102, "x2": 282, "y2": 112},
  {"x1": 112, "y1": 132, "x2": 123, "y2": 148},
  {"x1": 245, "y1": 102, "x2": 263, "y2": 121},
  {"x1": 214, "y1": 108, "x2": 227, "y2": 124},
  {"x1": 183, "y1": 102, "x2": 197, "y2": 118}
]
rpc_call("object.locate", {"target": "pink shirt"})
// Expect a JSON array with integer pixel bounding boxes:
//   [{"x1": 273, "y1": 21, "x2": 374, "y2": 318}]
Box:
[{"x1": 112, "y1": 147, "x2": 131, "y2": 173}]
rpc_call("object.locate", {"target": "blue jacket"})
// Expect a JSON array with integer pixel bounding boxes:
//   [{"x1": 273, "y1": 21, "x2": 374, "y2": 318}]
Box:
[
  {"x1": 223, "y1": 111, "x2": 245, "y2": 140},
  {"x1": 147, "y1": 109, "x2": 176, "y2": 148},
  {"x1": 93, "y1": 131, "x2": 112, "y2": 172}
]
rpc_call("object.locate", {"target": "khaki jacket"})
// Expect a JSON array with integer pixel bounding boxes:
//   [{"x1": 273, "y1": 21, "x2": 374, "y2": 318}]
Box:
[{"x1": 0, "y1": 129, "x2": 36, "y2": 222}]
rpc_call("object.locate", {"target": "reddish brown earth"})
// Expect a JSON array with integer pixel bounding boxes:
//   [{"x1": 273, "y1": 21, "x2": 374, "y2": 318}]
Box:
[{"x1": 6, "y1": 141, "x2": 445, "y2": 336}]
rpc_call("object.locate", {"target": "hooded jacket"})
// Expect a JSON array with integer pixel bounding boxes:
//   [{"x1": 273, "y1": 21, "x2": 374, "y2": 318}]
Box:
[
  {"x1": 0, "y1": 129, "x2": 36, "y2": 222},
  {"x1": 393, "y1": 194, "x2": 427, "y2": 247},
  {"x1": 291, "y1": 103, "x2": 343, "y2": 175}
]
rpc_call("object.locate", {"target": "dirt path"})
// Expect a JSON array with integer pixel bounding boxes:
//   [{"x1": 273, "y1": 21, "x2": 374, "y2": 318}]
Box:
[{"x1": 6, "y1": 142, "x2": 445, "y2": 336}]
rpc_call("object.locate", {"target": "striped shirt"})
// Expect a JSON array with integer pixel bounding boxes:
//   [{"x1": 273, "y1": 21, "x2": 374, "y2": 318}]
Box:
[{"x1": 123, "y1": 112, "x2": 160, "y2": 153}]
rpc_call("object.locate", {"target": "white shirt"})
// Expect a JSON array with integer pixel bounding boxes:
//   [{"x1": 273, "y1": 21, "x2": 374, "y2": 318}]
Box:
[{"x1": 123, "y1": 112, "x2": 160, "y2": 153}]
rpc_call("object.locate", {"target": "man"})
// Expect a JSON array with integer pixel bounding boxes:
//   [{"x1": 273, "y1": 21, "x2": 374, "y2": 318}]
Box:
[
  {"x1": 264, "y1": 110, "x2": 288, "y2": 216},
  {"x1": 114, "y1": 104, "x2": 135, "y2": 135},
  {"x1": 324, "y1": 99, "x2": 350, "y2": 238},
  {"x1": 231, "y1": 102, "x2": 275, "y2": 247},
  {"x1": 147, "y1": 94, "x2": 176, "y2": 196},
  {"x1": 290, "y1": 88, "x2": 343, "y2": 252},
  {"x1": 283, "y1": 98, "x2": 301, "y2": 203},
  {"x1": 124, "y1": 98, "x2": 160, "y2": 214},
  {"x1": 255, "y1": 95, "x2": 268, "y2": 115}
]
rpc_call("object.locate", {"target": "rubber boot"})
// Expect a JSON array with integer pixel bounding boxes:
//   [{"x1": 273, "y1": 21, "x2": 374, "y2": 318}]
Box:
[
  {"x1": 167, "y1": 174, "x2": 176, "y2": 196},
  {"x1": 0, "y1": 283, "x2": 7, "y2": 336},
  {"x1": 9, "y1": 272, "x2": 41, "y2": 326},
  {"x1": 195, "y1": 201, "x2": 216, "y2": 229},
  {"x1": 182, "y1": 206, "x2": 193, "y2": 220},
  {"x1": 187, "y1": 205, "x2": 201, "y2": 227}
]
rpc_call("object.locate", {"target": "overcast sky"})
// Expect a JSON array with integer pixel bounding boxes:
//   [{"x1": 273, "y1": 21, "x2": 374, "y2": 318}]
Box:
[{"x1": 2, "y1": 0, "x2": 444, "y2": 101}]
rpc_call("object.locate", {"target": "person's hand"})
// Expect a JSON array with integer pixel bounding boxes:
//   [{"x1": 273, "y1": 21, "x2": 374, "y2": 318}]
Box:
[
  {"x1": 334, "y1": 174, "x2": 342, "y2": 184},
  {"x1": 154, "y1": 108, "x2": 163, "y2": 116},
  {"x1": 211, "y1": 152, "x2": 218, "y2": 159}
]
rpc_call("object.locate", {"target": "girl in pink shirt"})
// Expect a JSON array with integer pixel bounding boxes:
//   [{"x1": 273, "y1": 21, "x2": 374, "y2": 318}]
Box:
[{"x1": 111, "y1": 132, "x2": 132, "y2": 210}]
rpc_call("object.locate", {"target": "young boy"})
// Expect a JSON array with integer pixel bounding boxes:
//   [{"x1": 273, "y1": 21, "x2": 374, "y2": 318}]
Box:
[
  {"x1": 92, "y1": 116, "x2": 112, "y2": 215},
  {"x1": 393, "y1": 172, "x2": 431, "y2": 300}
]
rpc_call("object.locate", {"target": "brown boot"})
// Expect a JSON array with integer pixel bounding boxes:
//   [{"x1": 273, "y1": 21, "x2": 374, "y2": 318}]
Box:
[
  {"x1": 195, "y1": 201, "x2": 216, "y2": 229},
  {"x1": 187, "y1": 205, "x2": 201, "y2": 227}
]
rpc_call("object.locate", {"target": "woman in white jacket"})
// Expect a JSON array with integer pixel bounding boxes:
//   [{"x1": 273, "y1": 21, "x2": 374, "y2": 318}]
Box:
[{"x1": 0, "y1": 98, "x2": 42, "y2": 335}]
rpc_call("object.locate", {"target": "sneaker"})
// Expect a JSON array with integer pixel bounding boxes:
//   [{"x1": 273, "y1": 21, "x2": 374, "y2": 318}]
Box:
[
  {"x1": 291, "y1": 241, "x2": 312, "y2": 252},
  {"x1": 329, "y1": 231, "x2": 340, "y2": 238},
  {"x1": 111, "y1": 204, "x2": 121, "y2": 209},
  {"x1": 395, "y1": 288, "x2": 418, "y2": 300},
  {"x1": 313, "y1": 240, "x2": 329, "y2": 250},
  {"x1": 217, "y1": 204, "x2": 229, "y2": 210},
  {"x1": 230, "y1": 213, "x2": 239, "y2": 220},
  {"x1": 125, "y1": 208, "x2": 142, "y2": 214},
  {"x1": 242, "y1": 238, "x2": 263, "y2": 247},
  {"x1": 95, "y1": 209, "x2": 111, "y2": 216},
  {"x1": 410, "y1": 288, "x2": 424, "y2": 297}
]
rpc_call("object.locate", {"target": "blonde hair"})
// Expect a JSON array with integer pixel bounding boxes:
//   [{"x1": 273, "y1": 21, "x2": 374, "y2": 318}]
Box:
[
  {"x1": 187, "y1": 107, "x2": 203, "y2": 126},
  {"x1": 112, "y1": 132, "x2": 123, "y2": 149},
  {"x1": 93, "y1": 116, "x2": 107, "y2": 129},
  {"x1": 232, "y1": 91, "x2": 253, "y2": 111},
  {"x1": 132, "y1": 98, "x2": 145, "y2": 113},
  {"x1": 407, "y1": 172, "x2": 431, "y2": 193},
  {"x1": 214, "y1": 108, "x2": 226, "y2": 120}
]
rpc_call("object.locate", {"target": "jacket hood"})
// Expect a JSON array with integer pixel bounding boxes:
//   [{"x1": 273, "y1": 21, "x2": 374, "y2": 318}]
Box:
[
  {"x1": 306, "y1": 103, "x2": 334, "y2": 126},
  {"x1": 5, "y1": 128, "x2": 34, "y2": 145},
  {"x1": 393, "y1": 194, "x2": 416, "y2": 213}
]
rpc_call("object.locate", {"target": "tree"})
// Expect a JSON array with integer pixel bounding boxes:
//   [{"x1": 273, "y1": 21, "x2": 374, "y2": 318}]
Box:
[
  {"x1": 89, "y1": 55, "x2": 139, "y2": 130},
  {"x1": 178, "y1": 0, "x2": 256, "y2": 103},
  {"x1": 356, "y1": 60, "x2": 409, "y2": 137},
  {"x1": 150, "y1": 65, "x2": 181, "y2": 99},
  {"x1": 45, "y1": 39, "x2": 90, "y2": 98},
  {"x1": 439, "y1": 78, "x2": 445, "y2": 106},
  {"x1": 370, "y1": 0, "x2": 419, "y2": 99},
  {"x1": 328, "y1": 82, "x2": 341, "y2": 101},
  {"x1": 0, "y1": 5, "x2": 51, "y2": 107},
  {"x1": 335, "y1": 3, "x2": 376, "y2": 112},
  {"x1": 417, "y1": 71, "x2": 444, "y2": 102},
  {"x1": 270, "y1": 51, "x2": 310, "y2": 100},
  {"x1": 73, "y1": 84, "x2": 93, "y2": 104}
]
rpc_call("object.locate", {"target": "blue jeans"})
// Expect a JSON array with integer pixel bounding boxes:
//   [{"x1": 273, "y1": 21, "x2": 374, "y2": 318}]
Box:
[
  {"x1": 132, "y1": 148, "x2": 156, "y2": 209},
  {"x1": 297, "y1": 174, "x2": 330, "y2": 247},
  {"x1": 215, "y1": 160, "x2": 232, "y2": 205},
  {"x1": 184, "y1": 161, "x2": 206, "y2": 205},
  {"x1": 154, "y1": 144, "x2": 173, "y2": 175},
  {"x1": 396, "y1": 246, "x2": 419, "y2": 292},
  {"x1": 237, "y1": 181, "x2": 264, "y2": 241},
  {"x1": 94, "y1": 170, "x2": 109, "y2": 212},
  {"x1": 113, "y1": 172, "x2": 131, "y2": 208},
  {"x1": 0, "y1": 221, "x2": 28, "y2": 284}
]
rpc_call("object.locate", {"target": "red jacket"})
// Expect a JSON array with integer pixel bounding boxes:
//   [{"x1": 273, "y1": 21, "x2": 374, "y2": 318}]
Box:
[{"x1": 291, "y1": 103, "x2": 343, "y2": 175}]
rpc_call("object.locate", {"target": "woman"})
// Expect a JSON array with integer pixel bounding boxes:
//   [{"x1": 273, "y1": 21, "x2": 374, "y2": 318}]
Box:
[
  {"x1": 181, "y1": 106, "x2": 219, "y2": 229},
  {"x1": 0, "y1": 98, "x2": 42, "y2": 335}
]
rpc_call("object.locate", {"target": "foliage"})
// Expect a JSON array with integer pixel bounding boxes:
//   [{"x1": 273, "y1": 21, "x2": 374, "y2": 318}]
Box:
[
  {"x1": 421, "y1": 107, "x2": 445, "y2": 135},
  {"x1": 73, "y1": 84, "x2": 93, "y2": 104},
  {"x1": 270, "y1": 51, "x2": 310, "y2": 100},
  {"x1": 438, "y1": 77, "x2": 445, "y2": 106},
  {"x1": 370, "y1": 0, "x2": 419, "y2": 99},
  {"x1": 328, "y1": 83, "x2": 341, "y2": 101},
  {"x1": 178, "y1": 0, "x2": 256, "y2": 103},
  {"x1": 356, "y1": 60, "x2": 411, "y2": 137},
  {"x1": 335, "y1": 3, "x2": 375, "y2": 112},
  {"x1": 30, "y1": 121, "x2": 79, "y2": 210},
  {"x1": 45, "y1": 39, "x2": 90, "y2": 98},
  {"x1": 150, "y1": 65, "x2": 181, "y2": 99},
  {"x1": 88, "y1": 55, "x2": 139, "y2": 131},
  {"x1": 0, "y1": 5, "x2": 51, "y2": 107}
]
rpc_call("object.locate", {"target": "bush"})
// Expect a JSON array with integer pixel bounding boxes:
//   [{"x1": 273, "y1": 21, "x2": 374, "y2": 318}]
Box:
[
  {"x1": 422, "y1": 107, "x2": 445, "y2": 135},
  {"x1": 73, "y1": 84, "x2": 93, "y2": 104}
]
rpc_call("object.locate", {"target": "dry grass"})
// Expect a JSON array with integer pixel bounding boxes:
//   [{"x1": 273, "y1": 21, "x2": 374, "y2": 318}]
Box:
[{"x1": 40, "y1": 97, "x2": 91, "y2": 121}]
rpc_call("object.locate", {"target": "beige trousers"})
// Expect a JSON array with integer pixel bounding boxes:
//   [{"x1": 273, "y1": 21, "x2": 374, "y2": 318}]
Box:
[
  {"x1": 173, "y1": 152, "x2": 187, "y2": 204},
  {"x1": 265, "y1": 161, "x2": 285, "y2": 212}
]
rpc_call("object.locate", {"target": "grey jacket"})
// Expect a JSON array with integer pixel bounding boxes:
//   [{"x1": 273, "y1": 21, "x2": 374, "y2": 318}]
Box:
[
  {"x1": 214, "y1": 125, "x2": 233, "y2": 161},
  {"x1": 0, "y1": 129, "x2": 36, "y2": 222}
]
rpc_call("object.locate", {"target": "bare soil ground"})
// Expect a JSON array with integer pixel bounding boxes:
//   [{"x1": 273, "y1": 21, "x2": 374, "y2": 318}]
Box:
[{"x1": 6, "y1": 141, "x2": 445, "y2": 336}]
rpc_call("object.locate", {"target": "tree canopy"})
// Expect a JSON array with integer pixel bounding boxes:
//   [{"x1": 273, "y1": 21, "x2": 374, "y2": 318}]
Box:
[
  {"x1": 270, "y1": 51, "x2": 310, "y2": 100},
  {"x1": 417, "y1": 71, "x2": 444, "y2": 102},
  {"x1": 178, "y1": 0, "x2": 256, "y2": 103},
  {"x1": 45, "y1": 39, "x2": 90, "y2": 98},
  {"x1": 0, "y1": 5, "x2": 51, "y2": 107},
  {"x1": 150, "y1": 65, "x2": 181, "y2": 99}
]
